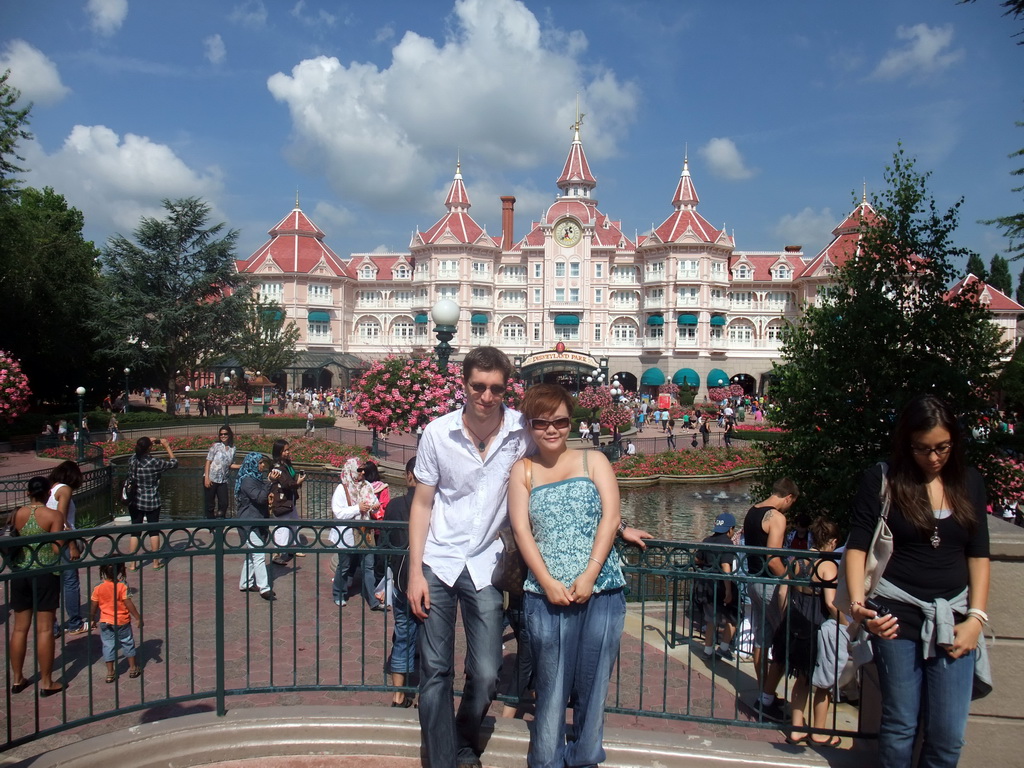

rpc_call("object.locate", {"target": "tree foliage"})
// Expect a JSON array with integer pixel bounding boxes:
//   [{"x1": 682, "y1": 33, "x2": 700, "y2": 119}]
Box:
[
  {"x1": 983, "y1": 122, "x2": 1024, "y2": 260},
  {"x1": 233, "y1": 298, "x2": 300, "y2": 376},
  {"x1": 0, "y1": 70, "x2": 31, "y2": 198},
  {"x1": 989, "y1": 253, "x2": 1013, "y2": 294},
  {"x1": 92, "y1": 198, "x2": 251, "y2": 413},
  {"x1": 0, "y1": 187, "x2": 101, "y2": 400},
  {"x1": 756, "y1": 147, "x2": 1008, "y2": 529},
  {"x1": 966, "y1": 253, "x2": 988, "y2": 280}
]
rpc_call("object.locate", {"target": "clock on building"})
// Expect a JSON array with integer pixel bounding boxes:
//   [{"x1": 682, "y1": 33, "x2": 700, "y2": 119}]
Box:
[{"x1": 553, "y1": 218, "x2": 582, "y2": 247}]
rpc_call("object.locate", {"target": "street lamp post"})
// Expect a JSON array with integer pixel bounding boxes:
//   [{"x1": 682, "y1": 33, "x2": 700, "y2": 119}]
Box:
[
  {"x1": 76, "y1": 386, "x2": 86, "y2": 463},
  {"x1": 123, "y1": 368, "x2": 130, "y2": 413},
  {"x1": 222, "y1": 373, "x2": 231, "y2": 428},
  {"x1": 431, "y1": 299, "x2": 461, "y2": 373}
]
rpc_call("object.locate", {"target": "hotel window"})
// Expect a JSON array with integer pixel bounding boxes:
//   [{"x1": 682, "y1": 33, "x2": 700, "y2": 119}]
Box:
[
  {"x1": 766, "y1": 322, "x2": 787, "y2": 342},
  {"x1": 774, "y1": 265, "x2": 791, "y2": 280},
  {"x1": 394, "y1": 264, "x2": 411, "y2": 279},
  {"x1": 677, "y1": 286, "x2": 698, "y2": 305},
  {"x1": 555, "y1": 288, "x2": 565, "y2": 302},
  {"x1": 260, "y1": 282, "x2": 283, "y2": 301},
  {"x1": 678, "y1": 326, "x2": 696, "y2": 342},
  {"x1": 569, "y1": 288, "x2": 580, "y2": 302},
  {"x1": 472, "y1": 287, "x2": 488, "y2": 302},
  {"x1": 533, "y1": 263, "x2": 542, "y2": 278},
  {"x1": 593, "y1": 324, "x2": 602, "y2": 342},
  {"x1": 533, "y1": 288, "x2": 542, "y2": 304},
  {"x1": 594, "y1": 263, "x2": 604, "y2": 278},
  {"x1": 730, "y1": 291, "x2": 753, "y2": 307},
  {"x1": 733, "y1": 264, "x2": 751, "y2": 280},
  {"x1": 648, "y1": 326, "x2": 663, "y2": 340},
  {"x1": 555, "y1": 262, "x2": 566, "y2": 278},
  {"x1": 360, "y1": 265, "x2": 376, "y2": 280},
  {"x1": 569, "y1": 262, "x2": 580, "y2": 278},
  {"x1": 594, "y1": 288, "x2": 603, "y2": 304},
  {"x1": 308, "y1": 319, "x2": 331, "y2": 340},
  {"x1": 392, "y1": 320, "x2": 415, "y2": 340},
  {"x1": 471, "y1": 319, "x2": 488, "y2": 341},
  {"x1": 501, "y1": 321, "x2": 525, "y2": 342},
  {"x1": 678, "y1": 259, "x2": 699, "y2": 278},
  {"x1": 533, "y1": 323, "x2": 541, "y2": 341},
  {"x1": 394, "y1": 290, "x2": 414, "y2": 305},
  {"x1": 357, "y1": 320, "x2": 380, "y2": 341},
  {"x1": 554, "y1": 324, "x2": 579, "y2": 341},
  {"x1": 472, "y1": 261, "x2": 490, "y2": 276},
  {"x1": 728, "y1": 323, "x2": 754, "y2": 343},
  {"x1": 710, "y1": 327, "x2": 723, "y2": 342},
  {"x1": 711, "y1": 261, "x2": 725, "y2": 278},
  {"x1": 437, "y1": 285, "x2": 458, "y2": 300},
  {"x1": 646, "y1": 261, "x2": 665, "y2": 276},
  {"x1": 711, "y1": 288, "x2": 724, "y2": 301},
  {"x1": 308, "y1": 284, "x2": 332, "y2": 304},
  {"x1": 611, "y1": 322, "x2": 636, "y2": 344}
]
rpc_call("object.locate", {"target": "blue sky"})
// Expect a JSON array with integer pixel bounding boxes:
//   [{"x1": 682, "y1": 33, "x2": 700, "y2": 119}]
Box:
[{"x1": 3, "y1": 0, "x2": 1022, "y2": 272}]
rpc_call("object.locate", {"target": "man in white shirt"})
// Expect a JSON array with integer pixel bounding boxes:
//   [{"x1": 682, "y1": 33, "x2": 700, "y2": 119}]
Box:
[{"x1": 408, "y1": 347, "x2": 527, "y2": 768}]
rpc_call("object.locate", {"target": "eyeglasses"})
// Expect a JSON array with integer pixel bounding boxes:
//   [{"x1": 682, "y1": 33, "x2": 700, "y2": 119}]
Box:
[
  {"x1": 357, "y1": 467, "x2": 366, "y2": 473},
  {"x1": 530, "y1": 417, "x2": 572, "y2": 431},
  {"x1": 469, "y1": 383, "x2": 507, "y2": 396},
  {"x1": 219, "y1": 433, "x2": 230, "y2": 438},
  {"x1": 911, "y1": 443, "x2": 952, "y2": 457}
]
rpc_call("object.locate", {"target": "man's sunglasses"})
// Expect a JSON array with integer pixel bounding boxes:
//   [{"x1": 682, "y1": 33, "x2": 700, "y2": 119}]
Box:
[
  {"x1": 530, "y1": 417, "x2": 571, "y2": 431},
  {"x1": 469, "y1": 383, "x2": 507, "y2": 396}
]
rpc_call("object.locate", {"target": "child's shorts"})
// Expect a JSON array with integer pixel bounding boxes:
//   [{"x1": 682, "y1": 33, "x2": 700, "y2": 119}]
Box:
[{"x1": 99, "y1": 622, "x2": 136, "y2": 661}]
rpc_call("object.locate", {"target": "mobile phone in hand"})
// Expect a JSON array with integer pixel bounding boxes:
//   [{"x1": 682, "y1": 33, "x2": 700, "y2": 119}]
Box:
[{"x1": 865, "y1": 597, "x2": 891, "y2": 617}]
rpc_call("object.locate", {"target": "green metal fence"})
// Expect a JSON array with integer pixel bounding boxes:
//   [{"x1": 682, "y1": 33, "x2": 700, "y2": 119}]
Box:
[{"x1": 0, "y1": 513, "x2": 864, "y2": 752}]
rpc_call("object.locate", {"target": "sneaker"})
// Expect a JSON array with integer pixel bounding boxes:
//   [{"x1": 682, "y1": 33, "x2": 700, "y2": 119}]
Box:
[
  {"x1": 755, "y1": 697, "x2": 786, "y2": 722},
  {"x1": 66, "y1": 622, "x2": 90, "y2": 636},
  {"x1": 715, "y1": 648, "x2": 735, "y2": 662},
  {"x1": 334, "y1": 598, "x2": 347, "y2": 607}
]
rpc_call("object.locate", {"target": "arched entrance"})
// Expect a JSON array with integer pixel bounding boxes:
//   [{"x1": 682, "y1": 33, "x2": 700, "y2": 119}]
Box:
[
  {"x1": 610, "y1": 372, "x2": 638, "y2": 393},
  {"x1": 517, "y1": 347, "x2": 603, "y2": 393},
  {"x1": 730, "y1": 373, "x2": 756, "y2": 395}
]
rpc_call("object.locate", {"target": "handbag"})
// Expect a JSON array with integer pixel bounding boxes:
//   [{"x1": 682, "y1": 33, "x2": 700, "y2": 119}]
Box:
[
  {"x1": 835, "y1": 461, "x2": 893, "y2": 616},
  {"x1": 0, "y1": 512, "x2": 21, "y2": 563},
  {"x1": 121, "y1": 459, "x2": 138, "y2": 506},
  {"x1": 492, "y1": 458, "x2": 530, "y2": 596}
]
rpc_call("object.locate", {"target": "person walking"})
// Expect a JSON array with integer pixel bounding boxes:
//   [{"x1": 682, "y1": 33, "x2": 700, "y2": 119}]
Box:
[
  {"x1": 269, "y1": 438, "x2": 306, "y2": 566},
  {"x1": 90, "y1": 562, "x2": 143, "y2": 682},
  {"x1": 845, "y1": 395, "x2": 991, "y2": 767},
  {"x1": 126, "y1": 437, "x2": 178, "y2": 571},
  {"x1": 508, "y1": 384, "x2": 626, "y2": 768},
  {"x1": 204, "y1": 426, "x2": 239, "y2": 519},
  {"x1": 667, "y1": 419, "x2": 676, "y2": 450},
  {"x1": 382, "y1": 457, "x2": 420, "y2": 707},
  {"x1": 236, "y1": 453, "x2": 279, "y2": 600}
]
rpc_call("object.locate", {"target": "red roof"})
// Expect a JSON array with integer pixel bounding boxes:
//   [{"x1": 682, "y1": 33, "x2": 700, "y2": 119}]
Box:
[
  {"x1": 414, "y1": 162, "x2": 497, "y2": 247},
  {"x1": 672, "y1": 157, "x2": 699, "y2": 208},
  {"x1": 237, "y1": 206, "x2": 350, "y2": 276},
  {"x1": 557, "y1": 125, "x2": 596, "y2": 190},
  {"x1": 643, "y1": 158, "x2": 731, "y2": 247},
  {"x1": 729, "y1": 253, "x2": 807, "y2": 281},
  {"x1": 946, "y1": 274, "x2": 1024, "y2": 312},
  {"x1": 802, "y1": 200, "x2": 878, "y2": 277}
]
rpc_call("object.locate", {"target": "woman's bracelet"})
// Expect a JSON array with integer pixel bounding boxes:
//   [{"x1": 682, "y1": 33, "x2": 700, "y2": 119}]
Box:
[
  {"x1": 967, "y1": 608, "x2": 989, "y2": 625},
  {"x1": 589, "y1": 556, "x2": 603, "y2": 567}
]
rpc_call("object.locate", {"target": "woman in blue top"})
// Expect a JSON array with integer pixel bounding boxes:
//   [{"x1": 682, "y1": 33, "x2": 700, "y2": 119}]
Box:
[{"x1": 508, "y1": 384, "x2": 626, "y2": 768}]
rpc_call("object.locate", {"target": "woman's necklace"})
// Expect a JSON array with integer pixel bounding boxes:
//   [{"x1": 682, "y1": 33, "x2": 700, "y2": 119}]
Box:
[
  {"x1": 931, "y1": 487, "x2": 946, "y2": 549},
  {"x1": 463, "y1": 415, "x2": 500, "y2": 452}
]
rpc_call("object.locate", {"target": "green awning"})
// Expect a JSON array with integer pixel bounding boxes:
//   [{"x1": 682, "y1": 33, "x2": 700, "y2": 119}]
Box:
[
  {"x1": 709, "y1": 315, "x2": 726, "y2": 326},
  {"x1": 471, "y1": 313, "x2": 488, "y2": 324},
  {"x1": 640, "y1": 368, "x2": 666, "y2": 386},
  {"x1": 262, "y1": 310, "x2": 283, "y2": 322},
  {"x1": 707, "y1": 368, "x2": 729, "y2": 388},
  {"x1": 647, "y1": 314, "x2": 664, "y2": 326},
  {"x1": 415, "y1": 314, "x2": 428, "y2": 324},
  {"x1": 554, "y1": 314, "x2": 580, "y2": 326},
  {"x1": 307, "y1": 311, "x2": 330, "y2": 323},
  {"x1": 677, "y1": 313, "x2": 698, "y2": 325},
  {"x1": 672, "y1": 368, "x2": 699, "y2": 387}
]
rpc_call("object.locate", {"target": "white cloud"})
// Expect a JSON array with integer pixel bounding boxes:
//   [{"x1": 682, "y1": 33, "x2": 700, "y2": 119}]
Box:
[
  {"x1": 266, "y1": 0, "x2": 639, "y2": 211},
  {"x1": 773, "y1": 207, "x2": 836, "y2": 252},
  {"x1": 0, "y1": 40, "x2": 70, "y2": 106},
  {"x1": 871, "y1": 23, "x2": 963, "y2": 80},
  {"x1": 374, "y1": 24, "x2": 395, "y2": 45},
  {"x1": 311, "y1": 200, "x2": 356, "y2": 235},
  {"x1": 23, "y1": 125, "x2": 224, "y2": 239},
  {"x1": 699, "y1": 138, "x2": 755, "y2": 181},
  {"x1": 87, "y1": 0, "x2": 128, "y2": 36},
  {"x1": 203, "y1": 34, "x2": 226, "y2": 65},
  {"x1": 291, "y1": 0, "x2": 336, "y2": 28},
  {"x1": 230, "y1": 0, "x2": 267, "y2": 29}
]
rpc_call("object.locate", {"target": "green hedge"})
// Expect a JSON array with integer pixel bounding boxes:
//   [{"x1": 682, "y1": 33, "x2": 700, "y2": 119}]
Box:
[
  {"x1": 733, "y1": 429, "x2": 785, "y2": 442},
  {"x1": 257, "y1": 416, "x2": 336, "y2": 429}
]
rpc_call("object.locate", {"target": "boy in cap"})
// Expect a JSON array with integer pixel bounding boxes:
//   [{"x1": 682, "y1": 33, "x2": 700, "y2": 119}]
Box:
[{"x1": 696, "y1": 513, "x2": 738, "y2": 661}]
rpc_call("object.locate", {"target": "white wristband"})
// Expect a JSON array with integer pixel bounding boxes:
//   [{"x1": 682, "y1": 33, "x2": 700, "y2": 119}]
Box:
[{"x1": 967, "y1": 608, "x2": 989, "y2": 625}]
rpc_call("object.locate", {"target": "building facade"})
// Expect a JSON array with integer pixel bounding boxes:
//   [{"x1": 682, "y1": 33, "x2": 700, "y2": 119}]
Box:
[{"x1": 237, "y1": 123, "x2": 1021, "y2": 394}]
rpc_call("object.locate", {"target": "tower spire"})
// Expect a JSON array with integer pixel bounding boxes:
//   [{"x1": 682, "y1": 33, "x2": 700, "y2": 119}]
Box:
[{"x1": 557, "y1": 97, "x2": 596, "y2": 197}]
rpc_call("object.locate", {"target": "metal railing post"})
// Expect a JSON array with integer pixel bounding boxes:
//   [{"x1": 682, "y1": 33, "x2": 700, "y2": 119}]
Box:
[{"x1": 214, "y1": 521, "x2": 227, "y2": 716}]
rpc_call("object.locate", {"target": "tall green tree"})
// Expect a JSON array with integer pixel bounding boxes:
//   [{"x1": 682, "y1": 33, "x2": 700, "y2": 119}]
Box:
[
  {"x1": 983, "y1": 122, "x2": 1024, "y2": 260},
  {"x1": 0, "y1": 187, "x2": 101, "y2": 400},
  {"x1": 234, "y1": 298, "x2": 300, "y2": 377},
  {"x1": 0, "y1": 70, "x2": 31, "y2": 199},
  {"x1": 966, "y1": 252, "x2": 988, "y2": 280},
  {"x1": 990, "y1": 253, "x2": 1013, "y2": 294},
  {"x1": 92, "y1": 198, "x2": 252, "y2": 413},
  {"x1": 1016, "y1": 267, "x2": 1024, "y2": 305},
  {"x1": 756, "y1": 147, "x2": 1007, "y2": 529}
]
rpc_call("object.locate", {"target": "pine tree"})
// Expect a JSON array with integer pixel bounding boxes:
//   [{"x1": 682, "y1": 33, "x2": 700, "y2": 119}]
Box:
[
  {"x1": 966, "y1": 252, "x2": 988, "y2": 280},
  {"x1": 990, "y1": 254, "x2": 1013, "y2": 294}
]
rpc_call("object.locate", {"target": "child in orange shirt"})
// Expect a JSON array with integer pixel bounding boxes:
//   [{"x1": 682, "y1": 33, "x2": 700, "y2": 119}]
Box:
[{"x1": 90, "y1": 562, "x2": 143, "y2": 682}]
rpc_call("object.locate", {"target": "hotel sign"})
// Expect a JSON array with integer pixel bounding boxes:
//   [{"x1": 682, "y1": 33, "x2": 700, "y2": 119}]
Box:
[{"x1": 520, "y1": 348, "x2": 600, "y2": 368}]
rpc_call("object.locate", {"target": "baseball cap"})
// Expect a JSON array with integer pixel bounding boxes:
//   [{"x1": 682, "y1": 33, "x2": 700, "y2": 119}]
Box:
[{"x1": 713, "y1": 513, "x2": 736, "y2": 533}]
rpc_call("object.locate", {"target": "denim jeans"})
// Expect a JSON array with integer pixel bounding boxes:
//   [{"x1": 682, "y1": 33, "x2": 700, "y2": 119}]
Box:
[
  {"x1": 239, "y1": 528, "x2": 271, "y2": 594},
  {"x1": 388, "y1": 588, "x2": 419, "y2": 675},
  {"x1": 874, "y1": 636, "x2": 975, "y2": 768},
  {"x1": 54, "y1": 547, "x2": 85, "y2": 633},
  {"x1": 418, "y1": 565, "x2": 503, "y2": 768},
  {"x1": 99, "y1": 622, "x2": 137, "y2": 661},
  {"x1": 360, "y1": 552, "x2": 381, "y2": 608},
  {"x1": 332, "y1": 549, "x2": 357, "y2": 603},
  {"x1": 524, "y1": 588, "x2": 626, "y2": 768}
]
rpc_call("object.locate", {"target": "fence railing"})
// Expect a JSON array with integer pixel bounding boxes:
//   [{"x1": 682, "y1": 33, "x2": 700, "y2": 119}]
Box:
[{"x1": 0, "y1": 519, "x2": 863, "y2": 752}]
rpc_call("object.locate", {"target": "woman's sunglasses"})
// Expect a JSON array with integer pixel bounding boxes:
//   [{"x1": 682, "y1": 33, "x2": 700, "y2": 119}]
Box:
[{"x1": 530, "y1": 417, "x2": 571, "y2": 431}]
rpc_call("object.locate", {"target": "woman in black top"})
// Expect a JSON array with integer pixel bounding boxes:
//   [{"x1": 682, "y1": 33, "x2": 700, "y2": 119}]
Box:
[{"x1": 845, "y1": 395, "x2": 990, "y2": 767}]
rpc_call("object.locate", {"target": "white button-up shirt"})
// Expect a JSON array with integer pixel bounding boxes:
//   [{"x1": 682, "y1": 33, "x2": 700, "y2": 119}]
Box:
[{"x1": 415, "y1": 405, "x2": 530, "y2": 589}]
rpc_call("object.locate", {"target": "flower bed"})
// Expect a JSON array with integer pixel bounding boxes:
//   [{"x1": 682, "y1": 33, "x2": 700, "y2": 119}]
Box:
[
  {"x1": 40, "y1": 434, "x2": 368, "y2": 468},
  {"x1": 614, "y1": 446, "x2": 762, "y2": 479}
]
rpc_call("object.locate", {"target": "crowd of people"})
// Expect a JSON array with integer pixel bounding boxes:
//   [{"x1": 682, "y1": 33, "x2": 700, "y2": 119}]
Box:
[{"x1": 4, "y1": 348, "x2": 995, "y2": 767}]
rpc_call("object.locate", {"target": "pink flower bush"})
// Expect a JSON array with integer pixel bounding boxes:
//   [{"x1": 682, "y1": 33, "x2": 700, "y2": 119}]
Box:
[
  {"x1": 975, "y1": 451, "x2": 1024, "y2": 507},
  {"x1": 615, "y1": 446, "x2": 762, "y2": 479},
  {"x1": 577, "y1": 385, "x2": 612, "y2": 412},
  {"x1": 0, "y1": 350, "x2": 31, "y2": 423},
  {"x1": 351, "y1": 356, "x2": 467, "y2": 434},
  {"x1": 707, "y1": 384, "x2": 744, "y2": 402},
  {"x1": 600, "y1": 402, "x2": 634, "y2": 431}
]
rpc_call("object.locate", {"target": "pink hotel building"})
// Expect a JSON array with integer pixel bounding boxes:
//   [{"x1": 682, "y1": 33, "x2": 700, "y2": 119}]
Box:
[{"x1": 237, "y1": 124, "x2": 1021, "y2": 395}]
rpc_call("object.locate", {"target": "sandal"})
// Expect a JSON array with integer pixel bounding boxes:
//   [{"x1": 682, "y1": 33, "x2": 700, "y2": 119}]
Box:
[
  {"x1": 809, "y1": 735, "x2": 842, "y2": 748},
  {"x1": 129, "y1": 667, "x2": 142, "y2": 679},
  {"x1": 153, "y1": 560, "x2": 165, "y2": 570},
  {"x1": 105, "y1": 673, "x2": 116, "y2": 684},
  {"x1": 127, "y1": 563, "x2": 139, "y2": 572},
  {"x1": 784, "y1": 734, "x2": 808, "y2": 746}
]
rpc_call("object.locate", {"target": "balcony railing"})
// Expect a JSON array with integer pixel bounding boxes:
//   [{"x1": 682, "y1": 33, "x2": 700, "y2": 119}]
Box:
[{"x1": 497, "y1": 274, "x2": 527, "y2": 284}]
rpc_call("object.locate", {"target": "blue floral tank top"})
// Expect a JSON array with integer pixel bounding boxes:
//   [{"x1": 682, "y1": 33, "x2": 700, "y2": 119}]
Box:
[{"x1": 523, "y1": 455, "x2": 625, "y2": 595}]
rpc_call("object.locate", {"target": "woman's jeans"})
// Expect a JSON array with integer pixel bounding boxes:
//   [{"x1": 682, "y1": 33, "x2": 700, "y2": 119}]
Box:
[
  {"x1": 874, "y1": 636, "x2": 975, "y2": 768},
  {"x1": 387, "y1": 588, "x2": 418, "y2": 675},
  {"x1": 524, "y1": 588, "x2": 626, "y2": 768},
  {"x1": 55, "y1": 547, "x2": 85, "y2": 633}
]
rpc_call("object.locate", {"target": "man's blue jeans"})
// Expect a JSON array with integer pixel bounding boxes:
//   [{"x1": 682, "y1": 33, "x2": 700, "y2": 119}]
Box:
[
  {"x1": 418, "y1": 565, "x2": 503, "y2": 768},
  {"x1": 524, "y1": 588, "x2": 626, "y2": 768},
  {"x1": 874, "y1": 636, "x2": 974, "y2": 768}
]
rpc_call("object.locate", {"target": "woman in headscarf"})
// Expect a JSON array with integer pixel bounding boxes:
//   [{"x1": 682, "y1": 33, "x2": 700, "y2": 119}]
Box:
[
  {"x1": 338, "y1": 458, "x2": 385, "y2": 609},
  {"x1": 236, "y1": 453, "x2": 278, "y2": 600}
]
